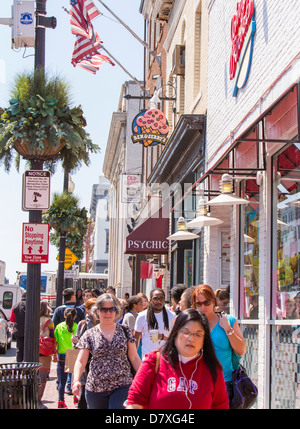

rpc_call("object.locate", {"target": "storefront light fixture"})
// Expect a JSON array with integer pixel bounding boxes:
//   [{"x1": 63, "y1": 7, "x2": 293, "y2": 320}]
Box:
[
  {"x1": 167, "y1": 217, "x2": 199, "y2": 241},
  {"x1": 186, "y1": 198, "x2": 223, "y2": 228},
  {"x1": 207, "y1": 174, "x2": 249, "y2": 206},
  {"x1": 148, "y1": 90, "x2": 161, "y2": 109}
]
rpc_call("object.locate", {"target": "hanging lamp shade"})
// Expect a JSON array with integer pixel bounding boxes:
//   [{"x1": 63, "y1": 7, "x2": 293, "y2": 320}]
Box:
[
  {"x1": 251, "y1": 218, "x2": 289, "y2": 229},
  {"x1": 167, "y1": 217, "x2": 199, "y2": 241},
  {"x1": 186, "y1": 199, "x2": 223, "y2": 228},
  {"x1": 207, "y1": 174, "x2": 249, "y2": 206}
]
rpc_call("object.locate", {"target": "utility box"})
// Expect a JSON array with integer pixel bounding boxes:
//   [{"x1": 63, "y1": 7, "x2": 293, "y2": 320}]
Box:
[{"x1": 12, "y1": 0, "x2": 35, "y2": 49}]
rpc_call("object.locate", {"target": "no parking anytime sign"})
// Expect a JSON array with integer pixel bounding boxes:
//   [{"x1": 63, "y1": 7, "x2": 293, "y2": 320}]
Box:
[{"x1": 22, "y1": 223, "x2": 49, "y2": 263}]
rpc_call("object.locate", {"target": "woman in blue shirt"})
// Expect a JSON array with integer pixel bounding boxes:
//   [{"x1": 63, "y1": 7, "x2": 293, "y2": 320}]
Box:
[{"x1": 191, "y1": 284, "x2": 246, "y2": 405}]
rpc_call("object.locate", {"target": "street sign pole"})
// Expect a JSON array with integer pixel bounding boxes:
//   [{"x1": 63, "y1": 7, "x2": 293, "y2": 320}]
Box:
[
  {"x1": 24, "y1": 160, "x2": 44, "y2": 363},
  {"x1": 24, "y1": 0, "x2": 47, "y2": 364}
]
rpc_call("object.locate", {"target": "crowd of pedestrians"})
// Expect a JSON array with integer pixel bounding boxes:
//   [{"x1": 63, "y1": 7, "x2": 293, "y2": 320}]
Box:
[{"x1": 9, "y1": 283, "x2": 246, "y2": 409}]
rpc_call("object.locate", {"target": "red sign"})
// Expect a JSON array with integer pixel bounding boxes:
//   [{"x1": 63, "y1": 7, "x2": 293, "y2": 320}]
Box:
[
  {"x1": 229, "y1": 0, "x2": 254, "y2": 80},
  {"x1": 22, "y1": 223, "x2": 49, "y2": 264}
]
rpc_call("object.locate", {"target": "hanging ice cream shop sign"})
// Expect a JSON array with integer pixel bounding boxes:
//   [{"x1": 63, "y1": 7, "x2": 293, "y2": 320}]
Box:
[
  {"x1": 131, "y1": 109, "x2": 169, "y2": 147},
  {"x1": 230, "y1": 0, "x2": 256, "y2": 97}
]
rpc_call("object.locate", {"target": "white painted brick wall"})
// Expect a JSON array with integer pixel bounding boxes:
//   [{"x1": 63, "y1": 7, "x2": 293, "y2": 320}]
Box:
[
  {"x1": 207, "y1": 0, "x2": 300, "y2": 168},
  {"x1": 206, "y1": 1, "x2": 299, "y2": 408}
]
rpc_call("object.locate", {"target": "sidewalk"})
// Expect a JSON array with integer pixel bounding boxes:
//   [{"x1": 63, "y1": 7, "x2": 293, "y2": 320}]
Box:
[{"x1": 41, "y1": 362, "x2": 77, "y2": 410}]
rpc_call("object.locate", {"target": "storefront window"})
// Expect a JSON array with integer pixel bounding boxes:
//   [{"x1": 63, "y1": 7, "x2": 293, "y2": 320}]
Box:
[
  {"x1": 195, "y1": 237, "x2": 202, "y2": 285},
  {"x1": 270, "y1": 324, "x2": 300, "y2": 409},
  {"x1": 272, "y1": 144, "x2": 300, "y2": 320},
  {"x1": 241, "y1": 325, "x2": 259, "y2": 409},
  {"x1": 240, "y1": 179, "x2": 260, "y2": 319},
  {"x1": 184, "y1": 249, "x2": 193, "y2": 287}
]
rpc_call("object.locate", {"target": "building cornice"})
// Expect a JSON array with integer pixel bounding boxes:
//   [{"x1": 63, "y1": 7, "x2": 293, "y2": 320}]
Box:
[{"x1": 102, "y1": 112, "x2": 127, "y2": 180}]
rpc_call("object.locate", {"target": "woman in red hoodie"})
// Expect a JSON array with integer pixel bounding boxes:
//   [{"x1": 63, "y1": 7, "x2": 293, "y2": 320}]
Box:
[{"x1": 126, "y1": 308, "x2": 229, "y2": 409}]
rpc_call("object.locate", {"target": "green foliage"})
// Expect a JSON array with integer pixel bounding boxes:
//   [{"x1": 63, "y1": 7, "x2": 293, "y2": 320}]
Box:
[
  {"x1": 42, "y1": 191, "x2": 89, "y2": 259},
  {"x1": 0, "y1": 68, "x2": 99, "y2": 173}
]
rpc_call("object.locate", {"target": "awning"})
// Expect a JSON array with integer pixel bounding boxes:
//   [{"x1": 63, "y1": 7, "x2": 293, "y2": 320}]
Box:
[{"x1": 125, "y1": 206, "x2": 169, "y2": 254}]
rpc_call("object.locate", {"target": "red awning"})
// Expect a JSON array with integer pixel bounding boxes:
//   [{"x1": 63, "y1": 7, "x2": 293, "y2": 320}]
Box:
[{"x1": 124, "y1": 207, "x2": 169, "y2": 254}]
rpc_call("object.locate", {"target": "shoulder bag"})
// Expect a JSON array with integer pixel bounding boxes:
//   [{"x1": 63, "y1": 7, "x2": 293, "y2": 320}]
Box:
[
  {"x1": 230, "y1": 353, "x2": 258, "y2": 409},
  {"x1": 64, "y1": 348, "x2": 80, "y2": 373},
  {"x1": 39, "y1": 319, "x2": 57, "y2": 357}
]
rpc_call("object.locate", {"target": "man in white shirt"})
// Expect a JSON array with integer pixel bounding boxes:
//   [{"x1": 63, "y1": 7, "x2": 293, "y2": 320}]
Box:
[{"x1": 134, "y1": 288, "x2": 176, "y2": 359}]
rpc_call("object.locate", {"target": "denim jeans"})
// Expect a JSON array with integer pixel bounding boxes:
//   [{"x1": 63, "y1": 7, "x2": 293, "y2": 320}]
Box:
[
  {"x1": 85, "y1": 385, "x2": 130, "y2": 409},
  {"x1": 57, "y1": 354, "x2": 68, "y2": 402}
]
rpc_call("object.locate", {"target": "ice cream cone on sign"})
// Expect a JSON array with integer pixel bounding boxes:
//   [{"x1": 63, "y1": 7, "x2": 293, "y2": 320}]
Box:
[
  {"x1": 133, "y1": 109, "x2": 169, "y2": 147},
  {"x1": 142, "y1": 127, "x2": 160, "y2": 146}
]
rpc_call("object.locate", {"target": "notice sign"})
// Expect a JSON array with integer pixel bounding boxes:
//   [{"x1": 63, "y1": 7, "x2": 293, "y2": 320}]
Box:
[
  {"x1": 22, "y1": 170, "x2": 51, "y2": 211},
  {"x1": 22, "y1": 223, "x2": 49, "y2": 264}
]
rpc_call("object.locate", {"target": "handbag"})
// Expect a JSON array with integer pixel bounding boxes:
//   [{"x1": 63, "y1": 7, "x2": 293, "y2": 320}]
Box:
[
  {"x1": 39, "y1": 319, "x2": 57, "y2": 357},
  {"x1": 230, "y1": 363, "x2": 258, "y2": 409},
  {"x1": 64, "y1": 348, "x2": 80, "y2": 373}
]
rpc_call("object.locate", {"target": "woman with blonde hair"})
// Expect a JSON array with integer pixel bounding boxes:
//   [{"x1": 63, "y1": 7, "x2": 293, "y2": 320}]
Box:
[
  {"x1": 191, "y1": 284, "x2": 246, "y2": 406},
  {"x1": 72, "y1": 293, "x2": 141, "y2": 409}
]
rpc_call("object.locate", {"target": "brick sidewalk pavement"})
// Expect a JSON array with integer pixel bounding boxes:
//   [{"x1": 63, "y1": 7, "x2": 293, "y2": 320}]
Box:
[{"x1": 41, "y1": 362, "x2": 77, "y2": 410}]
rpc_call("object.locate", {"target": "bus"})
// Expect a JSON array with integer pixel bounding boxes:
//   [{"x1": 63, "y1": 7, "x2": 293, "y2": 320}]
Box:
[
  {"x1": 18, "y1": 271, "x2": 57, "y2": 306},
  {"x1": 72, "y1": 272, "x2": 108, "y2": 291},
  {"x1": 17, "y1": 271, "x2": 108, "y2": 306}
]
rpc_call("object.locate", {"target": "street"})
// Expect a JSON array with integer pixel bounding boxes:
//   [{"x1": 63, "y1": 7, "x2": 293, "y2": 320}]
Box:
[{"x1": 0, "y1": 340, "x2": 17, "y2": 364}]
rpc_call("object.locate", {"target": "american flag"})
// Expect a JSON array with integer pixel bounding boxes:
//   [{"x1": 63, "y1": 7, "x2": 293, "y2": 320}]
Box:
[{"x1": 70, "y1": 0, "x2": 114, "y2": 74}]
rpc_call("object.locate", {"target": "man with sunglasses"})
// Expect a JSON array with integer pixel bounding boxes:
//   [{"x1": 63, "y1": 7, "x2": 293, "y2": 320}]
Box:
[{"x1": 134, "y1": 288, "x2": 176, "y2": 359}]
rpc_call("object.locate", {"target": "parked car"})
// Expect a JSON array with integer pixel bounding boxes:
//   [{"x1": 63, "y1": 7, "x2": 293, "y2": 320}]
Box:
[{"x1": 0, "y1": 308, "x2": 13, "y2": 354}]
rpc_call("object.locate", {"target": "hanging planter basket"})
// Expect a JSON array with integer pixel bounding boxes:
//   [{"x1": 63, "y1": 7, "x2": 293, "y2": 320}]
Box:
[
  {"x1": 0, "y1": 69, "x2": 99, "y2": 172},
  {"x1": 13, "y1": 138, "x2": 65, "y2": 160}
]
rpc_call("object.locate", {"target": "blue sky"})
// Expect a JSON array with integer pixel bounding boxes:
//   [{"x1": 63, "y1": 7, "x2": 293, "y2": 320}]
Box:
[{"x1": 0, "y1": 1, "x2": 144, "y2": 283}]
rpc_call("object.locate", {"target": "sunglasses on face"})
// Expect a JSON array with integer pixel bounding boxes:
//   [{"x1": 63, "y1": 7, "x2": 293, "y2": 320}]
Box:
[
  {"x1": 99, "y1": 307, "x2": 116, "y2": 313},
  {"x1": 194, "y1": 300, "x2": 211, "y2": 307}
]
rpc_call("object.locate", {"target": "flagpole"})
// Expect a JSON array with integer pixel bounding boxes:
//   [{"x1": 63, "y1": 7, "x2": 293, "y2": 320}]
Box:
[
  {"x1": 101, "y1": 44, "x2": 146, "y2": 92},
  {"x1": 96, "y1": 0, "x2": 161, "y2": 68}
]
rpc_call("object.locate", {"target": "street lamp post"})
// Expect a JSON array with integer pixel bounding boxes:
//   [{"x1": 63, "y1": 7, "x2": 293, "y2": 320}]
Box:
[{"x1": 23, "y1": 0, "x2": 56, "y2": 363}]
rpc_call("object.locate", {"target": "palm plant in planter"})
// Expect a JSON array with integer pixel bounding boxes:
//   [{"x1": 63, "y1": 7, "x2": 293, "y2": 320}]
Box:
[
  {"x1": 42, "y1": 191, "x2": 89, "y2": 259},
  {"x1": 0, "y1": 68, "x2": 99, "y2": 172}
]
